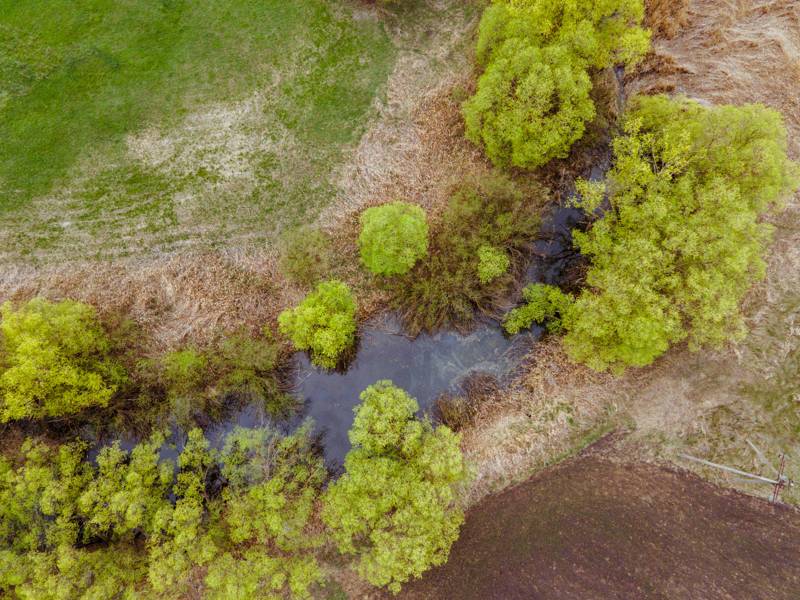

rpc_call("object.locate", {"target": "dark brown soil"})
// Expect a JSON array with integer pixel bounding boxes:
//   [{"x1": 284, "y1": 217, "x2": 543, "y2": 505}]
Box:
[{"x1": 401, "y1": 452, "x2": 800, "y2": 600}]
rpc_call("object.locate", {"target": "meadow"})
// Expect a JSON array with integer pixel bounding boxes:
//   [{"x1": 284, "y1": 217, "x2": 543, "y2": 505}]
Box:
[{"x1": 0, "y1": 0, "x2": 395, "y2": 260}]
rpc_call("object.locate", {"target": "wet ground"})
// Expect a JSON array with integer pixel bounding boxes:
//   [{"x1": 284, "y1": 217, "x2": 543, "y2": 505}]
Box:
[{"x1": 399, "y1": 446, "x2": 800, "y2": 600}]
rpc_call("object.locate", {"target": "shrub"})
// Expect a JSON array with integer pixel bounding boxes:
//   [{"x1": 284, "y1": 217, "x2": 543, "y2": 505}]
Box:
[
  {"x1": 322, "y1": 380, "x2": 467, "y2": 592},
  {"x1": 464, "y1": 0, "x2": 650, "y2": 169},
  {"x1": 134, "y1": 331, "x2": 291, "y2": 430},
  {"x1": 392, "y1": 174, "x2": 542, "y2": 334},
  {"x1": 279, "y1": 226, "x2": 332, "y2": 286},
  {"x1": 560, "y1": 95, "x2": 800, "y2": 372},
  {"x1": 278, "y1": 280, "x2": 357, "y2": 369},
  {"x1": 358, "y1": 201, "x2": 429, "y2": 276},
  {"x1": 477, "y1": 244, "x2": 511, "y2": 284},
  {"x1": 436, "y1": 372, "x2": 499, "y2": 431},
  {"x1": 0, "y1": 298, "x2": 125, "y2": 422},
  {"x1": 474, "y1": 0, "x2": 650, "y2": 70},
  {"x1": 504, "y1": 283, "x2": 574, "y2": 334}
]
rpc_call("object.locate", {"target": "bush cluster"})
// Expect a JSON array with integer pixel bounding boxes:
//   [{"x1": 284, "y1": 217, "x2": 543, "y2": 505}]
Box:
[
  {"x1": 0, "y1": 424, "x2": 325, "y2": 599},
  {"x1": 278, "y1": 280, "x2": 357, "y2": 369},
  {"x1": 134, "y1": 331, "x2": 292, "y2": 429},
  {"x1": 503, "y1": 283, "x2": 573, "y2": 335},
  {"x1": 1, "y1": 380, "x2": 467, "y2": 598},
  {"x1": 477, "y1": 244, "x2": 511, "y2": 284},
  {"x1": 392, "y1": 173, "x2": 542, "y2": 335},
  {"x1": 463, "y1": 0, "x2": 650, "y2": 169}
]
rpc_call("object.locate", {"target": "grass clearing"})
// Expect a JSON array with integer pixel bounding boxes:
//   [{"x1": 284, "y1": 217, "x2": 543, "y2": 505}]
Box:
[{"x1": 0, "y1": 0, "x2": 395, "y2": 260}]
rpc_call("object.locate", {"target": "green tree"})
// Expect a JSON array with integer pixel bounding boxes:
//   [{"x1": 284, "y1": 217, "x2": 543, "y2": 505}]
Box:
[
  {"x1": 322, "y1": 380, "x2": 467, "y2": 592},
  {"x1": 559, "y1": 95, "x2": 800, "y2": 372},
  {"x1": 464, "y1": 0, "x2": 649, "y2": 169},
  {"x1": 475, "y1": 0, "x2": 650, "y2": 69},
  {"x1": 464, "y1": 41, "x2": 595, "y2": 168},
  {"x1": 278, "y1": 280, "x2": 357, "y2": 369},
  {"x1": 477, "y1": 245, "x2": 511, "y2": 284},
  {"x1": 0, "y1": 298, "x2": 126, "y2": 422},
  {"x1": 207, "y1": 424, "x2": 326, "y2": 599},
  {"x1": 358, "y1": 202, "x2": 429, "y2": 276}
]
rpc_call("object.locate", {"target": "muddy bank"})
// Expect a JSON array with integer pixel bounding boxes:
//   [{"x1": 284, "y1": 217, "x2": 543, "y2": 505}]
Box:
[{"x1": 400, "y1": 447, "x2": 800, "y2": 600}]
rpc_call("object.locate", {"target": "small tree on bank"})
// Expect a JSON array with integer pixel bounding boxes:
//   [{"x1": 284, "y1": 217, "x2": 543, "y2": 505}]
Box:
[
  {"x1": 278, "y1": 280, "x2": 357, "y2": 369},
  {"x1": 358, "y1": 201, "x2": 429, "y2": 276}
]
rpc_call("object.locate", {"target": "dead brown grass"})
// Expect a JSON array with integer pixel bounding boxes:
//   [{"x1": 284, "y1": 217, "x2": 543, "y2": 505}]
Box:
[{"x1": 645, "y1": 0, "x2": 691, "y2": 38}]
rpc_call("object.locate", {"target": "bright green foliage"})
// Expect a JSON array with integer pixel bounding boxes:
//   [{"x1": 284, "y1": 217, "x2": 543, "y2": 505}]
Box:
[
  {"x1": 464, "y1": 41, "x2": 594, "y2": 168},
  {"x1": 0, "y1": 440, "x2": 91, "y2": 555},
  {"x1": 0, "y1": 425, "x2": 328, "y2": 599},
  {"x1": 563, "y1": 95, "x2": 800, "y2": 372},
  {"x1": 278, "y1": 280, "x2": 357, "y2": 369},
  {"x1": 504, "y1": 283, "x2": 574, "y2": 334},
  {"x1": 393, "y1": 174, "x2": 542, "y2": 334},
  {"x1": 17, "y1": 545, "x2": 143, "y2": 600},
  {"x1": 464, "y1": 0, "x2": 649, "y2": 169},
  {"x1": 147, "y1": 428, "x2": 218, "y2": 592},
  {"x1": 0, "y1": 439, "x2": 145, "y2": 598},
  {"x1": 358, "y1": 202, "x2": 430, "y2": 276},
  {"x1": 477, "y1": 245, "x2": 511, "y2": 284},
  {"x1": 279, "y1": 226, "x2": 333, "y2": 286},
  {"x1": 205, "y1": 550, "x2": 321, "y2": 600},
  {"x1": 78, "y1": 432, "x2": 173, "y2": 540},
  {"x1": 322, "y1": 381, "x2": 467, "y2": 592},
  {"x1": 208, "y1": 423, "x2": 326, "y2": 599},
  {"x1": 0, "y1": 298, "x2": 125, "y2": 422},
  {"x1": 475, "y1": 0, "x2": 650, "y2": 69},
  {"x1": 162, "y1": 348, "x2": 209, "y2": 397}
]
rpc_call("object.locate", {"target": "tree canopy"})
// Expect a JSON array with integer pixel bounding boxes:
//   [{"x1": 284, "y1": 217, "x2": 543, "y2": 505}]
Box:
[
  {"x1": 358, "y1": 201, "x2": 429, "y2": 276},
  {"x1": 278, "y1": 280, "x2": 357, "y2": 369},
  {"x1": 464, "y1": 0, "x2": 649, "y2": 169},
  {"x1": 0, "y1": 298, "x2": 125, "y2": 422},
  {"x1": 506, "y1": 95, "x2": 800, "y2": 372},
  {"x1": 322, "y1": 380, "x2": 467, "y2": 592}
]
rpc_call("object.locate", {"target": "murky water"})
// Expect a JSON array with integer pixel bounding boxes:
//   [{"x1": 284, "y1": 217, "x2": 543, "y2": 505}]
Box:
[{"x1": 208, "y1": 198, "x2": 590, "y2": 465}]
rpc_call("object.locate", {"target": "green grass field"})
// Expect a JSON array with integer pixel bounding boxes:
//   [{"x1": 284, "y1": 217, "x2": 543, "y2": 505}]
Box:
[{"x1": 0, "y1": 0, "x2": 396, "y2": 260}]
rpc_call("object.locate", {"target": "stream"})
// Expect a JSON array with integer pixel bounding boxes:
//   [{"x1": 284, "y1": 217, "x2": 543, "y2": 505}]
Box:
[{"x1": 206, "y1": 201, "x2": 588, "y2": 465}]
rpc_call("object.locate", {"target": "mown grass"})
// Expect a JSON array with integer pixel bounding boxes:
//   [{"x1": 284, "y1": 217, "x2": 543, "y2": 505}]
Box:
[{"x1": 0, "y1": 0, "x2": 395, "y2": 258}]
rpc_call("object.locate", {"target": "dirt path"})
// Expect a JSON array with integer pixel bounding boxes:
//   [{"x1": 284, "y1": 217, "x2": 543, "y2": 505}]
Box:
[{"x1": 401, "y1": 448, "x2": 800, "y2": 600}]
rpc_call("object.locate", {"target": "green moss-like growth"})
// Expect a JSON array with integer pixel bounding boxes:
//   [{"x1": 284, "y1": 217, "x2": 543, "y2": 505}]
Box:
[
  {"x1": 358, "y1": 202, "x2": 429, "y2": 276},
  {"x1": 562, "y1": 95, "x2": 800, "y2": 372},
  {"x1": 477, "y1": 245, "x2": 511, "y2": 284},
  {"x1": 278, "y1": 280, "x2": 357, "y2": 369},
  {"x1": 464, "y1": 0, "x2": 650, "y2": 169},
  {"x1": 0, "y1": 298, "x2": 126, "y2": 422},
  {"x1": 279, "y1": 226, "x2": 333, "y2": 286},
  {"x1": 322, "y1": 381, "x2": 467, "y2": 592}
]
